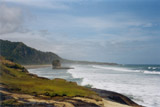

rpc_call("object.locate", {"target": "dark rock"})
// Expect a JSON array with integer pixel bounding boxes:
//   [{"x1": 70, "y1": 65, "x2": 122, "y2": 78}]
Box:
[
  {"x1": 90, "y1": 88, "x2": 143, "y2": 107},
  {"x1": 0, "y1": 92, "x2": 13, "y2": 101},
  {"x1": 52, "y1": 60, "x2": 61, "y2": 69},
  {"x1": 52, "y1": 60, "x2": 74, "y2": 69}
]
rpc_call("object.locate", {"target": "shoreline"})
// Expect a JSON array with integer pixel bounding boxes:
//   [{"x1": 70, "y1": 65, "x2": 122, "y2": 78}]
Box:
[
  {"x1": 91, "y1": 88, "x2": 142, "y2": 107},
  {"x1": 24, "y1": 64, "x2": 142, "y2": 107},
  {"x1": 23, "y1": 64, "x2": 52, "y2": 69}
]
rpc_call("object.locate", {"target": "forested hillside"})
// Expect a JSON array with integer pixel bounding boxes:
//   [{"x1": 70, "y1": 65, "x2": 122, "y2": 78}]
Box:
[{"x1": 0, "y1": 39, "x2": 61, "y2": 64}]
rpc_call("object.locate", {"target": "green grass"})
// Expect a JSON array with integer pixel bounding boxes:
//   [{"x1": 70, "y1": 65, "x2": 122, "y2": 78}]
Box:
[{"x1": 0, "y1": 57, "x2": 101, "y2": 100}]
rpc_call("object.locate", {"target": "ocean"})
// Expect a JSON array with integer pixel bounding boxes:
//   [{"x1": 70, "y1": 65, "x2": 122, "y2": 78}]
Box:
[{"x1": 28, "y1": 64, "x2": 160, "y2": 107}]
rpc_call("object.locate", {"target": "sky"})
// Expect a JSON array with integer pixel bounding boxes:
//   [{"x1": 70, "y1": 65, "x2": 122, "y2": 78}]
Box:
[{"x1": 0, "y1": 0, "x2": 160, "y2": 64}]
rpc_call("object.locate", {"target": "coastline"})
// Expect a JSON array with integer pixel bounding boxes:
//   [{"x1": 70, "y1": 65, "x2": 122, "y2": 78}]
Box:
[
  {"x1": 0, "y1": 58, "x2": 142, "y2": 107},
  {"x1": 23, "y1": 64, "x2": 52, "y2": 69},
  {"x1": 91, "y1": 88, "x2": 142, "y2": 107},
  {"x1": 25, "y1": 65, "x2": 142, "y2": 107}
]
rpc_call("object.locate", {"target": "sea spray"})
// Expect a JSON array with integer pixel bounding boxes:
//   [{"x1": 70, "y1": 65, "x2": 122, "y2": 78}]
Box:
[{"x1": 67, "y1": 64, "x2": 160, "y2": 107}]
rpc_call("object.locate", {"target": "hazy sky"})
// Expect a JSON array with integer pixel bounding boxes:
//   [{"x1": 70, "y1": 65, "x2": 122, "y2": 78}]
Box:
[{"x1": 0, "y1": 0, "x2": 160, "y2": 64}]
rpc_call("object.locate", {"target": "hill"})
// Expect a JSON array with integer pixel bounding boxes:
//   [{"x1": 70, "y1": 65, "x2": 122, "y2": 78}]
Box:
[
  {"x1": 0, "y1": 39, "x2": 118, "y2": 65},
  {"x1": 0, "y1": 39, "x2": 61, "y2": 65}
]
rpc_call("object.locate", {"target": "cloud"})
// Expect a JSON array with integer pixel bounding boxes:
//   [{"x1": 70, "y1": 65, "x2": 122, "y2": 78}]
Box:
[
  {"x1": 0, "y1": 1, "x2": 159, "y2": 64},
  {"x1": 0, "y1": 27, "x2": 159, "y2": 63},
  {"x1": 0, "y1": 5, "x2": 23, "y2": 34},
  {"x1": 2, "y1": 0, "x2": 70, "y2": 10},
  {"x1": 35, "y1": 12, "x2": 156, "y2": 34}
]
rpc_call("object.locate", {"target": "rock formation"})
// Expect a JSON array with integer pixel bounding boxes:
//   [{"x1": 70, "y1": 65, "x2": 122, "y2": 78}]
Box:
[
  {"x1": 52, "y1": 59, "x2": 74, "y2": 69},
  {"x1": 52, "y1": 60, "x2": 61, "y2": 69}
]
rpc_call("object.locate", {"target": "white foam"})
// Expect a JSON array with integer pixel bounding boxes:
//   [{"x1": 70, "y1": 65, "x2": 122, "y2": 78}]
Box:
[
  {"x1": 67, "y1": 65, "x2": 160, "y2": 107},
  {"x1": 92, "y1": 65, "x2": 140, "y2": 72},
  {"x1": 29, "y1": 65, "x2": 160, "y2": 107},
  {"x1": 148, "y1": 67, "x2": 160, "y2": 70},
  {"x1": 92, "y1": 65, "x2": 160, "y2": 75},
  {"x1": 144, "y1": 71, "x2": 160, "y2": 74}
]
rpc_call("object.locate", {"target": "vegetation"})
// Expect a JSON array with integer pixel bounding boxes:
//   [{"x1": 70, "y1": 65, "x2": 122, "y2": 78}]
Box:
[
  {"x1": 0, "y1": 57, "x2": 101, "y2": 100},
  {"x1": 0, "y1": 39, "x2": 61, "y2": 64}
]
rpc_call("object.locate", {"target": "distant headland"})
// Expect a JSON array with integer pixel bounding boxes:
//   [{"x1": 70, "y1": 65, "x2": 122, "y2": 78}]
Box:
[{"x1": 0, "y1": 39, "x2": 118, "y2": 66}]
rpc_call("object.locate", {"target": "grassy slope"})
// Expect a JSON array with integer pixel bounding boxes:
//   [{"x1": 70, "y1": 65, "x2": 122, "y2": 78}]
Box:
[{"x1": 0, "y1": 57, "x2": 100, "y2": 100}]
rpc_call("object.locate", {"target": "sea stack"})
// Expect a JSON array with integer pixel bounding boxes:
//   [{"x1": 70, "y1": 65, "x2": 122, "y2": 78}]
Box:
[
  {"x1": 52, "y1": 59, "x2": 61, "y2": 69},
  {"x1": 52, "y1": 59, "x2": 74, "y2": 69}
]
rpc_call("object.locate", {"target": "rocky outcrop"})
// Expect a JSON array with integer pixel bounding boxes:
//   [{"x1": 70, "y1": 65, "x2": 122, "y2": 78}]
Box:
[
  {"x1": 52, "y1": 60, "x2": 61, "y2": 69},
  {"x1": 52, "y1": 59, "x2": 74, "y2": 69},
  {"x1": 0, "y1": 84, "x2": 143, "y2": 107},
  {"x1": 91, "y1": 88, "x2": 143, "y2": 107},
  {"x1": 0, "y1": 84, "x2": 102, "y2": 107}
]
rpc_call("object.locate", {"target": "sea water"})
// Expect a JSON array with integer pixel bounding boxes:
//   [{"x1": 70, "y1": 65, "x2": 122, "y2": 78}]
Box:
[{"x1": 28, "y1": 64, "x2": 160, "y2": 107}]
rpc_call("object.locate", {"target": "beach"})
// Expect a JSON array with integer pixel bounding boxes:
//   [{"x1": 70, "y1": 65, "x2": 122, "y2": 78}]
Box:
[{"x1": 24, "y1": 64, "x2": 52, "y2": 69}]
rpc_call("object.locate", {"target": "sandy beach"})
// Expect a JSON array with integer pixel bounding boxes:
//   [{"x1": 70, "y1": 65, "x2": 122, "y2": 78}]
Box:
[
  {"x1": 23, "y1": 64, "x2": 52, "y2": 69},
  {"x1": 103, "y1": 99, "x2": 132, "y2": 107}
]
